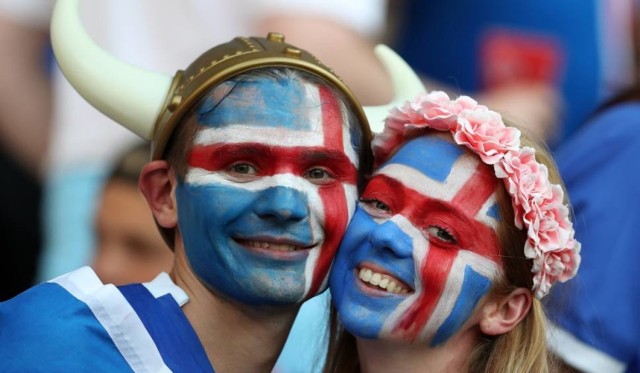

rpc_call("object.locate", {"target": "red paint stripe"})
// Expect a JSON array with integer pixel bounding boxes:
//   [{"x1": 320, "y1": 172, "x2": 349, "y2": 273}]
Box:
[
  {"x1": 374, "y1": 175, "x2": 500, "y2": 261},
  {"x1": 319, "y1": 86, "x2": 345, "y2": 153},
  {"x1": 451, "y1": 163, "x2": 497, "y2": 218},
  {"x1": 394, "y1": 249, "x2": 456, "y2": 340},
  {"x1": 308, "y1": 185, "x2": 350, "y2": 296},
  {"x1": 188, "y1": 143, "x2": 358, "y2": 185}
]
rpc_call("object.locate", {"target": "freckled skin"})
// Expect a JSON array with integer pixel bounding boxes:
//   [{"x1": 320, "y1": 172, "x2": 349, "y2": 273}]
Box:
[{"x1": 331, "y1": 135, "x2": 502, "y2": 344}]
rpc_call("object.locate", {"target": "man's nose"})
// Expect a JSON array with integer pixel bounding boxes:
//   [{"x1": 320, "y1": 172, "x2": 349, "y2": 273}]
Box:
[{"x1": 254, "y1": 186, "x2": 309, "y2": 223}]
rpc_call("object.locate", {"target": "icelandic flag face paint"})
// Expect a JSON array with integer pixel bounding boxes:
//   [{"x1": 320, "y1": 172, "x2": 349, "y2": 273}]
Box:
[
  {"x1": 330, "y1": 134, "x2": 503, "y2": 345},
  {"x1": 176, "y1": 75, "x2": 359, "y2": 306}
]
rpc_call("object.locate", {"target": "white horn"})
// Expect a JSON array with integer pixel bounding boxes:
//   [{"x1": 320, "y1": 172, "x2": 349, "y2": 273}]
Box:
[
  {"x1": 50, "y1": 0, "x2": 173, "y2": 140},
  {"x1": 364, "y1": 45, "x2": 426, "y2": 133}
]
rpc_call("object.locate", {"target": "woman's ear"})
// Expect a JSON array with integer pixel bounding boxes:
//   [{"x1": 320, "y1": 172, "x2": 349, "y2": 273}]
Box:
[
  {"x1": 479, "y1": 288, "x2": 532, "y2": 336},
  {"x1": 139, "y1": 160, "x2": 178, "y2": 229}
]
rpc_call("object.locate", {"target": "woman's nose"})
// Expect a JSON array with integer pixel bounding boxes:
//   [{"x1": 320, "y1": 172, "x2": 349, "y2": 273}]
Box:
[{"x1": 368, "y1": 215, "x2": 414, "y2": 258}]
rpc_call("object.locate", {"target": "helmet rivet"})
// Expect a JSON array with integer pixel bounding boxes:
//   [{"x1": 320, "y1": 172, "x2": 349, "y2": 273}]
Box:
[
  {"x1": 283, "y1": 47, "x2": 302, "y2": 58},
  {"x1": 267, "y1": 32, "x2": 285, "y2": 43},
  {"x1": 167, "y1": 95, "x2": 182, "y2": 112}
]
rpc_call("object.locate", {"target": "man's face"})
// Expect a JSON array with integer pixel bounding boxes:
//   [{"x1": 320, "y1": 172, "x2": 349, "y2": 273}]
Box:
[
  {"x1": 176, "y1": 75, "x2": 360, "y2": 307},
  {"x1": 93, "y1": 179, "x2": 174, "y2": 285},
  {"x1": 330, "y1": 134, "x2": 502, "y2": 345}
]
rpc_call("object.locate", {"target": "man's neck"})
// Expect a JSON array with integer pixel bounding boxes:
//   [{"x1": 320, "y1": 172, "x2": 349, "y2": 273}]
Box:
[{"x1": 170, "y1": 247, "x2": 300, "y2": 373}]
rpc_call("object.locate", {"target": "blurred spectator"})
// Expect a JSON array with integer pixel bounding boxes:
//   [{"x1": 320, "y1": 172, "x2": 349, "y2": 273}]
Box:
[
  {"x1": 0, "y1": 3, "x2": 52, "y2": 300},
  {"x1": 545, "y1": 8, "x2": 640, "y2": 371},
  {"x1": 546, "y1": 80, "x2": 640, "y2": 373},
  {"x1": 388, "y1": 0, "x2": 637, "y2": 148},
  {"x1": 0, "y1": 0, "x2": 392, "y2": 288},
  {"x1": 91, "y1": 142, "x2": 173, "y2": 286}
]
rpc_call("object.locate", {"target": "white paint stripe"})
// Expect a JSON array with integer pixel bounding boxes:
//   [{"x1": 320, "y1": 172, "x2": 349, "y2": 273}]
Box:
[
  {"x1": 475, "y1": 193, "x2": 499, "y2": 229},
  {"x1": 194, "y1": 125, "x2": 326, "y2": 148},
  {"x1": 302, "y1": 184, "x2": 325, "y2": 299},
  {"x1": 377, "y1": 153, "x2": 479, "y2": 202},
  {"x1": 419, "y1": 258, "x2": 465, "y2": 341},
  {"x1": 301, "y1": 182, "x2": 357, "y2": 299},
  {"x1": 547, "y1": 322, "x2": 626, "y2": 373},
  {"x1": 379, "y1": 215, "x2": 428, "y2": 337},
  {"x1": 50, "y1": 267, "x2": 171, "y2": 373},
  {"x1": 419, "y1": 250, "x2": 500, "y2": 341},
  {"x1": 339, "y1": 103, "x2": 359, "y2": 167},
  {"x1": 194, "y1": 82, "x2": 325, "y2": 148}
]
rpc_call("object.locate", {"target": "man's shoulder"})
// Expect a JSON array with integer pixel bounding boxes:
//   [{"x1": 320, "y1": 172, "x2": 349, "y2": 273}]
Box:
[{"x1": 0, "y1": 268, "x2": 133, "y2": 370}]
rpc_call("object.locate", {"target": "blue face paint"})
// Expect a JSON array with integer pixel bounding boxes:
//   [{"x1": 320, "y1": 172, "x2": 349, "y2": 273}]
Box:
[
  {"x1": 197, "y1": 78, "x2": 314, "y2": 130},
  {"x1": 431, "y1": 266, "x2": 491, "y2": 345},
  {"x1": 330, "y1": 207, "x2": 416, "y2": 338},
  {"x1": 330, "y1": 133, "x2": 502, "y2": 344},
  {"x1": 177, "y1": 74, "x2": 359, "y2": 307},
  {"x1": 177, "y1": 182, "x2": 313, "y2": 305}
]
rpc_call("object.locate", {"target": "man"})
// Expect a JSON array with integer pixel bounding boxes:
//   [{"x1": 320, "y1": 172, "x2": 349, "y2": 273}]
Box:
[{"x1": 0, "y1": 0, "x2": 374, "y2": 371}]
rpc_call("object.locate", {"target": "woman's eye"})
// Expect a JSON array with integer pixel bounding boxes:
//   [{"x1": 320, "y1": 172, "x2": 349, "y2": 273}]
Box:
[
  {"x1": 228, "y1": 163, "x2": 256, "y2": 175},
  {"x1": 427, "y1": 226, "x2": 456, "y2": 244},
  {"x1": 360, "y1": 198, "x2": 390, "y2": 213}
]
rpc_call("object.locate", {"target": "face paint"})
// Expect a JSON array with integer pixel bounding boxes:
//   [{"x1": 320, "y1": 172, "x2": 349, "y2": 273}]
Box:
[
  {"x1": 176, "y1": 74, "x2": 359, "y2": 307},
  {"x1": 330, "y1": 134, "x2": 502, "y2": 345}
]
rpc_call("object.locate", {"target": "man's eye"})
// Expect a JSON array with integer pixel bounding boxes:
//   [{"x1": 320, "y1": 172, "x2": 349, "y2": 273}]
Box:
[
  {"x1": 228, "y1": 163, "x2": 256, "y2": 175},
  {"x1": 304, "y1": 168, "x2": 332, "y2": 182},
  {"x1": 427, "y1": 226, "x2": 457, "y2": 244}
]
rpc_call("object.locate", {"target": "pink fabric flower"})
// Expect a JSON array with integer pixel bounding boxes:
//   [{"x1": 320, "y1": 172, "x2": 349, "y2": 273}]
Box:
[
  {"x1": 454, "y1": 108, "x2": 521, "y2": 164},
  {"x1": 532, "y1": 235, "x2": 581, "y2": 298},
  {"x1": 496, "y1": 148, "x2": 550, "y2": 228}
]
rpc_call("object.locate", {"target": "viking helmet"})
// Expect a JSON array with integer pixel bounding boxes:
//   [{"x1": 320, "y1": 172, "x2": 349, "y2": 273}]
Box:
[{"x1": 50, "y1": 0, "x2": 426, "y2": 160}]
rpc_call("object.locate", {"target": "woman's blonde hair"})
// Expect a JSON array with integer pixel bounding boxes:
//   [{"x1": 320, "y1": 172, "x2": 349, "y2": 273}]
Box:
[{"x1": 324, "y1": 123, "x2": 569, "y2": 373}]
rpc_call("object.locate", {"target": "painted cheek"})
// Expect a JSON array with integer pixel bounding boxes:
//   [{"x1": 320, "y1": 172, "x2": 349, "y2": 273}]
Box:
[
  {"x1": 330, "y1": 208, "x2": 409, "y2": 339},
  {"x1": 306, "y1": 182, "x2": 356, "y2": 297}
]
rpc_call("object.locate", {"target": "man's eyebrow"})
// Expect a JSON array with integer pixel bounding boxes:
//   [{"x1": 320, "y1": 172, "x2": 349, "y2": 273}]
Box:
[
  {"x1": 299, "y1": 150, "x2": 352, "y2": 163},
  {"x1": 199, "y1": 143, "x2": 273, "y2": 157}
]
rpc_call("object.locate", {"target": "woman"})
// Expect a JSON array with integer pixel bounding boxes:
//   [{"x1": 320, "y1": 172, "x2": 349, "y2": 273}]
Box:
[{"x1": 327, "y1": 91, "x2": 581, "y2": 372}]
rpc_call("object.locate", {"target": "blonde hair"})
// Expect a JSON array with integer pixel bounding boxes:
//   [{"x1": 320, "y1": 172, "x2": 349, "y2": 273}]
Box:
[{"x1": 324, "y1": 122, "x2": 569, "y2": 373}]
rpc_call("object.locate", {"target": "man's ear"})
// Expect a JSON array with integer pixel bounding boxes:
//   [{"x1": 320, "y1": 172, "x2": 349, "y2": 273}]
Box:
[
  {"x1": 139, "y1": 160, "x2": 178, "y2": 229},
  {"x1": 479, "y1": 288, "x2": 532, "y2": 336}
]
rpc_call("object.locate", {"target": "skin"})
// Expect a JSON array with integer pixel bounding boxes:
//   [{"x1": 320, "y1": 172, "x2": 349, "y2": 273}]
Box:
[
  {"x1": 92, "y1": 179, "x2": 173, "y2": 285},
  {"x1": 330, "y1": 134, "x2": 504, "y2": 346},
  {"x1": 175, "y1": 75, "x2": 360, "y2": 307}
]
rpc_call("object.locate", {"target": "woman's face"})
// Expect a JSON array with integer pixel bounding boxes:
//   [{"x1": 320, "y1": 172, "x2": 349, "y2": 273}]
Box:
[{"x1": 330, "y1": 134, "x2": 503, "y2": 345}]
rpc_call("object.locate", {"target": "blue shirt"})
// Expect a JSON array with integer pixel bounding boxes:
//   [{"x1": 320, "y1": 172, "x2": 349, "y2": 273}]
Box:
[
  {"x1": 547, "y1": 103, "x2": 640, "y2": 373},
  {"x1": 0, "y1": 267, "x2": 213, "y2": 372}
]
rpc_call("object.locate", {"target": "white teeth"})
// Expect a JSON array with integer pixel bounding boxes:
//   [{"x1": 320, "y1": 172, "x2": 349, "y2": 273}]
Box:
[
  {"x1": 361, "y1": 268, "x2": 372, "y2": 282},
  {"x1": 379, "y1": 277, "x2": 389, "y2": 289},
  {"x1": 358, "y1": 268, "x2": 409, "y2": 294},
  {"x1": 370, "y1": 273, "x2": 381, "y2": 286},
  {"x1": 387, "y1": 281, "x2": 397, "y2": 293},
  {"x1": 246, "y1": 241, "x2": 298, "y2": 251}
]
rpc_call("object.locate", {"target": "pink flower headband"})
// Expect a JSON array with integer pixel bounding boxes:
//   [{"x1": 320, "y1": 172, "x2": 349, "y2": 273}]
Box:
[{"x1": 372, "y1": 91, "x2": 581, "y2": 299}]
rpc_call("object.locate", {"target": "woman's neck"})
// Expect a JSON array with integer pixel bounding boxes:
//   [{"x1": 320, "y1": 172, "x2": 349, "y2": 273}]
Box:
[
  {"x1": 170, "y1": 245, "x2": 300, "y2": 373},
  {"x1": 355, "y1": 329, "x2": 480, "y2": 373}
]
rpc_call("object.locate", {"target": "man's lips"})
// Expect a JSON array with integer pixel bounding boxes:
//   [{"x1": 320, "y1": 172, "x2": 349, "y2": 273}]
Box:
[
  {"x1": 356, "y1": 265, "x2": 413, "y2": 295},
  {"x1": 235, "y1": 238, "x2": 315, "y2": 258}
]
